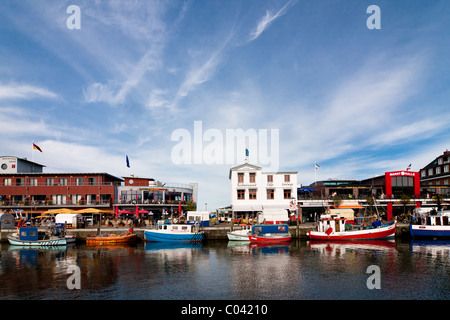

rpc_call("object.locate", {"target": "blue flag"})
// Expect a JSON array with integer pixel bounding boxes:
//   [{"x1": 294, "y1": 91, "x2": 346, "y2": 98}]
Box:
[
  {"x1": 245, "y1": 148, "x2": 249, "y2": 157},
  {"x1": 126, "y1": 155, "x2": 130, "y2": 168}
]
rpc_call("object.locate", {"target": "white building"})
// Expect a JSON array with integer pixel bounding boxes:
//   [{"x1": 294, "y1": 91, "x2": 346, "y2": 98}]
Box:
[{"x1": 229, "y1": 163, "x2": 298, "y2": 224}]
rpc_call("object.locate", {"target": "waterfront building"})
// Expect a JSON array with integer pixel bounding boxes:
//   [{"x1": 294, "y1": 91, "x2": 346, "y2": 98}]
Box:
[
  {"x1": 302, "y1": 170, "x2": 422, "y2": 221},
  {"x1": 0, "y1": 157, "x2": 122, "y2": 214},
  {"x1": 0, "y1": 156, "x2": 198, "y2": 222},
  {"x1": 229, "y1": 162, "x2": 298, "y2": 224},
  {"x1": 420, "y1": 150, "x2": 450, "y2": 198},
  {"x1": 116, "y1": 176, "x2": 198, "y2": 218}
]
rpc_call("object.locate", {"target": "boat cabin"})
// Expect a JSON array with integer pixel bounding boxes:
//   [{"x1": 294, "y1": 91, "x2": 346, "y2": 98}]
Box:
[
  {"x1": 187, "y1": 211, "x2": 210, "y2": 227},
  {"x1": 414, "y1": 209, "x2": 450, "y2": 226},
  {"x1": 18, "y1": 227, "x2": 40, "y2": 241},
  {"x1": 251, "y1": 224, "x2": 289, "y2": 236},
  {"x1": 156, "y1": 222, "x2": 194, "y2": 233},
  {"x1": 317, "y1": 214, "x2": 347, "y2": 234}
]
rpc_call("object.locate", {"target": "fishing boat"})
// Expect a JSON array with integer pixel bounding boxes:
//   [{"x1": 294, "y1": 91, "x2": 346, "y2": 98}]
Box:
[
  {"x1": 227, "y1": 224, "x2": 251, "y2": 241},
  {"x1": 86, "y1": 232, "x2": 137, "y2": 245},
  {"x1": 308, "y1": 214, "x2": 397, "y2": 241},
  {"x1": 410, "y1": 208, "x2": 450, "y2": 239},
  {"x1": 8, "y1": 226, "x2": 67, "y2": 246},
  {"x1": 144, "y1": 222, "x2": 204, "y2": 242},
  {"x1": 248, "y1": 224, "x2": 292, "y2": 242}
]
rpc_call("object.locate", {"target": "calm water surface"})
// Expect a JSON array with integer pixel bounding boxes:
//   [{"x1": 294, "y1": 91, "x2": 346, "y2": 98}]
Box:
[{"x1": 0, "y1": 239, "x2": 448, "y2": 300}]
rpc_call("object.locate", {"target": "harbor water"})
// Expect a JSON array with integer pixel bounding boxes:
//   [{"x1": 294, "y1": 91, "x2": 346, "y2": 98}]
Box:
[{"x1": 0, "y1": 239, "x2": 448, "y2": 301}]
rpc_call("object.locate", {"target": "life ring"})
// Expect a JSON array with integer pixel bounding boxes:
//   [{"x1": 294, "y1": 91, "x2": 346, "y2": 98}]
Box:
[{"x1": 421, "y1": 217, "x2": 426, "y2": 225}]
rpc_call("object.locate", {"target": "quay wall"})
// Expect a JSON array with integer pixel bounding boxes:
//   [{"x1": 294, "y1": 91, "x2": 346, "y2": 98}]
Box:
[{"x1": 0, "y1": 223, "x2": 411, "y2": 242}]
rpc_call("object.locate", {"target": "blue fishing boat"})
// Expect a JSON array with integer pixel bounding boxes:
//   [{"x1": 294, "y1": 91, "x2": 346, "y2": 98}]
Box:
[
  {"x1": 8, "y1": 227, "x2": 67, "y2": 246},
  {"x1": 144, "y1": 222, "x2": 204, "y2": 242}
]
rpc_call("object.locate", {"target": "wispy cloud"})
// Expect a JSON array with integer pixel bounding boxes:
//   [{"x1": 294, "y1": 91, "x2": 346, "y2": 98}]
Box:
[
  {"x1": 0, "y1": 83, "x2": 59, "y2": 100},
  {"x1": 248, "y1": 0, "x2": 295, "y2": 42}
]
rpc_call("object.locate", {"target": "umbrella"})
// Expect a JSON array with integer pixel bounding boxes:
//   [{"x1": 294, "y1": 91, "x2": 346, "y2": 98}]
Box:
[
  {"x1": 42, "y1": 208, "x2": 74, "y2": 215},
  {"x1": 298, "y1": 187, "x2": 316, "y2": 192}
]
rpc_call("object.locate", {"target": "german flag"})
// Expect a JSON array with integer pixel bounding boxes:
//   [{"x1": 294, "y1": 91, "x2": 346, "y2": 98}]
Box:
[{"x1": 33, "y1": 143, "x2": 43, "y2": 152}]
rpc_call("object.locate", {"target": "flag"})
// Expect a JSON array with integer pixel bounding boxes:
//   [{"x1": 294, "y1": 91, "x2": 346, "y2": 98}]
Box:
[
  {"x1": 315, "y1": 163, "x2": 320, "y2": 170},
  {"x1": 406, "y1": 164, "x2": 411, "y2": 171},
  {"x1": 245, "y1": 148, "x2": 249, "y2": 157},
  {"x1": 126, "y1": 155, "x2": 130, "y2": 168},
  {"x1": 33, "y1": 143, "x2": 42, "y2": 152}
]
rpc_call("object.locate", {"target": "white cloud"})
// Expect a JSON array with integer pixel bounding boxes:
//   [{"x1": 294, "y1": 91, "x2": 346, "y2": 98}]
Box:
[
  {"x1": 248, "y1": 0, "x2": 295, "y2": 42},
  {"x1": 0, "y1": 83, "x2": 59, "y2": 100}
]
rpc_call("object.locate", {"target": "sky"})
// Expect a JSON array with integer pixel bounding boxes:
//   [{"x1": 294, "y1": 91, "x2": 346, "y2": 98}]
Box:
[{"x1": 1, "y1": 0, "x2": 450, "y2": 210}]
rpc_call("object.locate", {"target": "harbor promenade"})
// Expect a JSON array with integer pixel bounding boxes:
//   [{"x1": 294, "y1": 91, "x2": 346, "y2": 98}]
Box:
[{"x1": 0, "y1": 222, "x2": 411, "y2": 242}]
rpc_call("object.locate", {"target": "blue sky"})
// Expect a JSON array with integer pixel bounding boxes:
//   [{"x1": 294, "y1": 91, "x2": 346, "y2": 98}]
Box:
[{"x1": 1, "y1": 0, "x2": 450, "y2": 210}]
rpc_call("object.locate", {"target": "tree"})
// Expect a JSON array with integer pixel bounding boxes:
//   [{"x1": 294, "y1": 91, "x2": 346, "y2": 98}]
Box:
[
  {"x1": 400, "y1": 194, "x2": 411, "y2": 216},
  {"x1": 185, "y1": 200, "x2": 197, "y2": 212}
]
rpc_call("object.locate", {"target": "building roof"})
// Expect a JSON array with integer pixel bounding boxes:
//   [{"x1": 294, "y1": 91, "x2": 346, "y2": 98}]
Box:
[{"x1": 0, "y1": 156, "x2": 46, "y2": 168}]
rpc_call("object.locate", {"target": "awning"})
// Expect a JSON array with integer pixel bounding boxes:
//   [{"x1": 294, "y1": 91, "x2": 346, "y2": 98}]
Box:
[{"x1": 232, "y1": 205, "x2": 263, "y2": 212}]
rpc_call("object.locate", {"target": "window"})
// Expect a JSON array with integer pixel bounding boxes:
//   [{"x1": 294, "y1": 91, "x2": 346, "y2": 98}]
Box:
[
  {"x1": 267, "y1": 175, "x2": 273, "y2": 183},
  {"x1": 284, "y1": 175, "x2": 290, "y2": 183},
  {"x1": 46, "y1": 178, "x2": 54, "y2": 186},
  {"x1": 421, "y1": 170, "x2": 427, "y2": 177},
  {"x1": 16, "y1": 178, "x2": 24, "y2": 186},
  {"x1": 249, "y1": 173, "x2": 256, "y2": 183},
  {"x1": 52, "y1": 195, "x2": 67, "y2": 205},
  {"x1": 444, "y1": 165, "x2": 449, "y2": 173},
  {"x1": 237, "y1": 173, "x2": 244, "y2": 183},
  {"x1": 249, "y1": 189, "x2": 257, "y2": 200},
  {"x1": 29, "y1": 178, "x2": 37, "y2": 186},
  {"x1": 438, "y1": 158, "x2": 443, "y2": 164},
  {"x1": 75, "y1": 178, "x2": 84, "y2": 186},
  {"x1": 428, "y1": 168, "x2": 433, "y2": 176},
  {"x1": 3, "y1": 178, "x2": 11, "y2": 186},
  {"x1": 284, "y1": 189, "x2": 291, "y2": 199},
  {"x1": 71, "y1": 194, "x2": 82, "y2": 205},
  {"x1": 88, "y1": 178, "x2": 96, "y2": 186},
  {"x1": 436, "y1": 167, "x2": 441, "y2": 174},
  {"x1": 237, "y1": 190, "x2": 245, "y2": 200},
  {"x1": 267, "y1": 189, "x2": 274, "y2": 200}
]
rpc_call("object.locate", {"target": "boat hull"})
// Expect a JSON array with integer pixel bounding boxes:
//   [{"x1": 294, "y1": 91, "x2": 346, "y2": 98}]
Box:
[
  {"x1": 248, "y1": 235, "x2": 292, "y2": 242},
  {"x1": 308, "y1": 222, "x2": 397, "y2": 241},
  {"x1": 409, "y1": 224, "x2": 450, "y2": 239},
  {"x1": 144, "y1": 230, "x2": 204, "y2": 243},
  {"x1": 227, "y1": 232, "x2": 250, "y2": 241},
  {"x1": 86, "y1": 234, "x2": 137, "y2": 245},
  {"x1": 7, "y1": 235, "x2": 67, "y2": 246}
]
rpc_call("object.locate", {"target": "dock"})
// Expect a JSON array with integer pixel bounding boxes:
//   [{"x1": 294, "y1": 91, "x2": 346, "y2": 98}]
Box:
[{"x1": 0, "y1": 222, "x2": 411, "y2": 242}]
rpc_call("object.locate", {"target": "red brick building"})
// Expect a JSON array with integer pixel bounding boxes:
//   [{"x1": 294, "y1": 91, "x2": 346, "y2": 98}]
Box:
[{"x1": 0, "y1": 156, "x2": 122, "y2": 214}]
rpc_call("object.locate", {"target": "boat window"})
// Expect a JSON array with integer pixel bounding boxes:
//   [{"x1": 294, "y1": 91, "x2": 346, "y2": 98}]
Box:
[
  {"x1": 20, "y1": 231, "x2": 27, "y2": 237},
  {"x1": 163, "y1": 225, "x2": 167, "y2": 230},
  {"x1": 182, "y1": 226, "x2": 188, "y2": 230},
  {"x1": 435, "y1": 217, "x2": 441, "y2": 226},
  {"x1": 173, "y1": 226, "x2": 178, "y2": 230}
]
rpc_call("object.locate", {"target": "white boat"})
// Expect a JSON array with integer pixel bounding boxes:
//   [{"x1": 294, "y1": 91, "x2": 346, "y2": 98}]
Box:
[
  {"x1": 227, "y1": 225, "x2": 251, "y2": 241},
  {"x1": 410, "y1": 209, "x2": 450, "y2": 239},
  {"x1": 8, "y1": 227, "x2": 67, "y2": 246}
]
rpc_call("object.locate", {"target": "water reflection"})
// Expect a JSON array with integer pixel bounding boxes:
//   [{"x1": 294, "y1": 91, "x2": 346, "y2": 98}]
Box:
[
  {"x1": 308, "y1": 240, "x2": 398, "y2": 256},
  {"x1": 0, "y1": 239, "x2": 448, "y2": 300}
]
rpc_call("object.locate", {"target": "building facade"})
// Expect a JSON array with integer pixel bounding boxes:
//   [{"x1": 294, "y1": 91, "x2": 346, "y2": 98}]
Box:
[
  {"x1": 420, "y1": 150, "x2": 450, "y2": 197},
  {"x1": 0, "y1": 156, "x2": 198, "y2": 220},
  {"x1": 229, "y1": 163, "x2": 298, "y2": 223}
]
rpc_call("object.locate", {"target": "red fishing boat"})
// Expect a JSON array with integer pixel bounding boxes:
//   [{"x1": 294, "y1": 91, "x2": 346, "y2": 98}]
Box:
[{"x1": 308, "y1": 214, "x2": 396, "y2": 241}]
